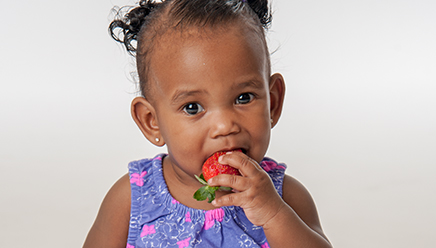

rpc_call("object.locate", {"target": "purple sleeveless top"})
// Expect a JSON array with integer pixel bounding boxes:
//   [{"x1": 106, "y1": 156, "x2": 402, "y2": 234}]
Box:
[{"x1": 126, "y1": 154, "x2": 287, "y2": 248}]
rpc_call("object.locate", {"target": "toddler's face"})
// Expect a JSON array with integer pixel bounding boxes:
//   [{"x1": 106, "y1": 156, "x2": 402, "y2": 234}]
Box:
[{"x1": 148, "y1": 25, "x2": 273, "y2": 176}]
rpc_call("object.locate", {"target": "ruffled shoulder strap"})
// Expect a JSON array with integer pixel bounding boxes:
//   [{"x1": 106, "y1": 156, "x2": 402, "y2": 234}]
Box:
[{"x1": 260, "y1": 157, "x2": 287, "y2": 197}]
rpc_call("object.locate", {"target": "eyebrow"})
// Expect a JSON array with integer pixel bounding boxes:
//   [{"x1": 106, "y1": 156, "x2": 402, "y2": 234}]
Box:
[
  {"x1": 171, "y1": 89, "x2": 208, "y2": 104},
  {"x1": 232, "y1": 80, "x2": 265, "y2": 90}
]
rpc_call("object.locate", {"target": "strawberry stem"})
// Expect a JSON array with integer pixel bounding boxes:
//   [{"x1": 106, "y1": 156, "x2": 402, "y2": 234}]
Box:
[{"x1": 194, "y1": 174, "x2": 208, "y2": 185}]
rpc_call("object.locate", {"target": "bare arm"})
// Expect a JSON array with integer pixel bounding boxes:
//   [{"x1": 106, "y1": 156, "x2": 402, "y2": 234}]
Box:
[
  {"x1": 262, "y1": 175, "x2": 331, "y2": 248},
  {"x1": 83, "y1": 173, "x2": 131, "y2": 248}
]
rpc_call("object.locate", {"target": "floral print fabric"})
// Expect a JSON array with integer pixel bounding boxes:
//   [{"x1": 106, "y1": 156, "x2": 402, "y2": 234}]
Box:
[{"x1": 126, "y1": 154, "x2": 286, "y2": 248}]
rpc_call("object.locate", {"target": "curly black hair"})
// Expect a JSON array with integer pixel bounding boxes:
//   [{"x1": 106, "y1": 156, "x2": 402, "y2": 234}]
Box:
[{"x1": 109, "y1": 0, "x2": 272, "y2": 98}]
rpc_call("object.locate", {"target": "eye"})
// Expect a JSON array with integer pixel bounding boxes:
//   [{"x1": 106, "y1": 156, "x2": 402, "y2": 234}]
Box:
[
  {"x1": 235, "y1": 93, "x2": 254, "y2": 104},
  {"x1": 183, "y1": 102, "x2": 204, "y2": 115}
]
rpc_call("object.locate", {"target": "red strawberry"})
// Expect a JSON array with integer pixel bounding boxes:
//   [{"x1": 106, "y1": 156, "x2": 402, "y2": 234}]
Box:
[
  {"x1": 202, "y1": 151, "x2": 241, "y2": 181},
  {"x1": 193, "y1": 150, "x2": 241, "y2": 203}
]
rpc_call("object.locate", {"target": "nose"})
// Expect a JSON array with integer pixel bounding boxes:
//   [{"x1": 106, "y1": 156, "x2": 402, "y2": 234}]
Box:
[{"x1": 209, "y1": 108, "x2": 241, "y2": 138}]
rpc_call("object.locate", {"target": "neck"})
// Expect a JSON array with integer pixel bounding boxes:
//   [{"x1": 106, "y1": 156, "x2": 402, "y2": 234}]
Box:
[{"x1": 162, "y1": 155, "x2": 228, "y2": 210}]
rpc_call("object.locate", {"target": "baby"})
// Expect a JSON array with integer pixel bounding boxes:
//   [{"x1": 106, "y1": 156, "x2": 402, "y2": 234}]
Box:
[{"x1": 84, "y1": 0, "x2": 331, "y2": 247}]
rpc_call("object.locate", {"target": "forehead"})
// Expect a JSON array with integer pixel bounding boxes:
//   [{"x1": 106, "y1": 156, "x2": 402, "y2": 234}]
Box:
[{"x1": 148, "y1": 25, "x2": 269, "y2": 96}]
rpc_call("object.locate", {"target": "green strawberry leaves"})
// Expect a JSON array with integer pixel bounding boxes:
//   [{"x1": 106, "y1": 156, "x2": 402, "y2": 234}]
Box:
[
  {"x1": 193, "y1": 173, "x2": 234, "y2": 203},
  {"x1": 193, "y1": 173, "x2": 218, "y2": 203},
  {"x1": 193, "y1": 185, "x2": 219, "y2": 203}
]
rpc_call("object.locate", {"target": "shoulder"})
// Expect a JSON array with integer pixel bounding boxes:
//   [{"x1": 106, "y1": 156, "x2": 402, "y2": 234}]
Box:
[
  {"x1": 282, "y1": 175, "x2": 328, "y2": 240},
  {"x1": 83, "y1": 173, "x2": 131, "y2": 248}
]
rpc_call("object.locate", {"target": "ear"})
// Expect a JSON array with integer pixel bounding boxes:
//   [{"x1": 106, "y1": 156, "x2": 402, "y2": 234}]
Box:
[
  {"x1": 131, "y1": 96, "x2": 165, "y2": 146},
  {"x1": 269, "y1": 73, "x2": 286, "y2": 128}
]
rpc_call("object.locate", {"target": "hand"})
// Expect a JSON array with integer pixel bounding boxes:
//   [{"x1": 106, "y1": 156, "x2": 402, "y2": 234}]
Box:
[{"x1": 207, "y1": 151, "x2": 286, "y2": 227}]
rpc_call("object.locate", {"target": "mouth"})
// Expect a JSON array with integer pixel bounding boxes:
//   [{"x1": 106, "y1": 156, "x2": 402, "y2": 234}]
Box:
[{"x1": 208, "y1": 148, "x2": 247, "y2": 159}]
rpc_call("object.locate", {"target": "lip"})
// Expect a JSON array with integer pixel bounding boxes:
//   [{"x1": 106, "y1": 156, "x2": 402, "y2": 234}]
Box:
[{"x1": 207, "y1": 147, "x2": 247, "y2": 160}]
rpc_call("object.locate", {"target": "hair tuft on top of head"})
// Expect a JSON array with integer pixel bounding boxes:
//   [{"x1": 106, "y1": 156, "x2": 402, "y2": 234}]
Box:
[
  {"x1": 245, "y1": 0, "x2": 272, "y2": 29},
  {"x1": 109, "y1": 0, "x2": 161, "y2": 55}
]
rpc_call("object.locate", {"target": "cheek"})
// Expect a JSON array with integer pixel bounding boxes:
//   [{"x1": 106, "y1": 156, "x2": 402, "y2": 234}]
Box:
[
  {"x1": 247, "y1": 112, "x2": 271, "y2": 162},
  {"x1": 255, "y1": 120, "x2": 271, "y2": 146},
  {"x1": 253, "y1": 104, "x2": 271, "y2": 133},
  {"x1": 162, "y1": 123, "x2": 206, "y2": 173},
  {"x1": 159, "y1": 115, "x2": 205, "y2": 153}
]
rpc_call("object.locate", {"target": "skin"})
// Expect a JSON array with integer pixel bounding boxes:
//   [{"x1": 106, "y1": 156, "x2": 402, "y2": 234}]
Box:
[{"x1": 83, "y1": 24, "x2": 332, "y2": 248}]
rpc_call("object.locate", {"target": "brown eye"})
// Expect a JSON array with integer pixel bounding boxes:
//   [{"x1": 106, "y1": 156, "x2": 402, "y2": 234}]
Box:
[
  {"x1": 235, "y1": 93, "x2": 254, "y2": 104},
  {"x1": 183, "y1": 103, "x2": 204, "y2": 115}
]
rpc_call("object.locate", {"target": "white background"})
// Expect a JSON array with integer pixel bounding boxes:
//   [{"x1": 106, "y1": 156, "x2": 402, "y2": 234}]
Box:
[{"x1": 1, "y1": 0, "x2": 435, "y2": 247}]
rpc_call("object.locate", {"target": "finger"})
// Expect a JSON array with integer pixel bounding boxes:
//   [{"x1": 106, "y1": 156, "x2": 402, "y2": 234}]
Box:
[
  {"x1": 208, "y1": 174, "x2": 250, "y2": 192},
  {"x1": 218, "y1": 152, "x2": 262, "y2": 177},
  {"x1": 211, "y1": 191, "x2": 246, "y2": 207}
]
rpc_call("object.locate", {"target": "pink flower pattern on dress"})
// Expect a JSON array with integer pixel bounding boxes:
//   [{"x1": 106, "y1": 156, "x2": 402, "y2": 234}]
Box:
[
  {"x1": 185, "y1": 211, "x2": 191, "y2": 222},
  {"x1": 140, "y1": 224, "x2": 156, "y2": 237},
  {"x1": 130, "y1": 171, "x2": 147, "y2": 186},
  {"x1": 261, "y1": 242, "x2": 270, "y2": 248},
  {"x1": 204, "y1": 208, "x2": 225, "y2": 230},
  {"x1": 176, "y1": 237, "x2": 191, "y2": 248},
  {"x1": 261, "y1": 161, "x2": 286, "y2": 172},
  {"x1": 126, "y1": 244, "x2": 135, "y2": 248},
  {"x1": 172, "y1": 198, "x2": 180, "y2": 204}
]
